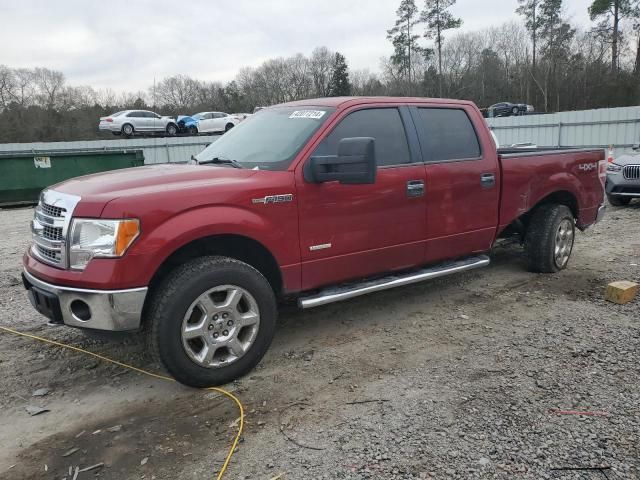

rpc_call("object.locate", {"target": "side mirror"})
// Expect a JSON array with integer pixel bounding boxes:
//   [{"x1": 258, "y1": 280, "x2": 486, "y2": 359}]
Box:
[{"x1": 305, "y1": 137, "x2": 376, "y2": 184}]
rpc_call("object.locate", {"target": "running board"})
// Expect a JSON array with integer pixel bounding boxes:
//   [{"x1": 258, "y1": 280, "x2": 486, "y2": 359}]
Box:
[{"x1": 298, "y1": 255, "x2": 490, "y2": 309}]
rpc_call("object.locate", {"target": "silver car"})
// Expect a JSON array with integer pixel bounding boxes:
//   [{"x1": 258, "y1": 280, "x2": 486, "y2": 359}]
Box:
[
  {"x1": 99, "y1": 110, "x2": 179, "y2": 137},
  {"x1": 606, "y1": 145, "x2": 640, "y2": 206}
]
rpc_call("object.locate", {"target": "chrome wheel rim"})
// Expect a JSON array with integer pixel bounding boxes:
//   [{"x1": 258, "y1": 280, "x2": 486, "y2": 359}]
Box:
[
  {"x1": 554, "y1": 219, "x2": 574, "y2": 268},
  {"x1": 181, "y1": 285, "x2": 260, "y2": 369}
]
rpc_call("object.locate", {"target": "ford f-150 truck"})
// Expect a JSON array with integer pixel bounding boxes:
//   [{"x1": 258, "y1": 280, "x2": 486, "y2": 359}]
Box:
[{"x1": 23, "y1": 97, "x2": 606, "y2": 387}]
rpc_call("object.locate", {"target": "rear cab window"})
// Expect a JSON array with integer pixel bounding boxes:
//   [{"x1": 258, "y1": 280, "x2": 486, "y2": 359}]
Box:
[{"x1": 415, "y1": 108, "x2": 481, "y2": 162}]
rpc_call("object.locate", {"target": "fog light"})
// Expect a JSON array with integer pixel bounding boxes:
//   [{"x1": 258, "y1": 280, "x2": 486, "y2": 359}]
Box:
[{"x1": 70, "y1": 300, "x2": 91, "y2": 321}]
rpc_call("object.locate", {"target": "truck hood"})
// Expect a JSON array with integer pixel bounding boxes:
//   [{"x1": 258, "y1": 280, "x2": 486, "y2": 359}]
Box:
[
  {"x1": 613, "y1": 151, "x2": 640, "y2": 166},
  {"x1": 53, "y1": 164, "x2": 260, "y2": 216}
]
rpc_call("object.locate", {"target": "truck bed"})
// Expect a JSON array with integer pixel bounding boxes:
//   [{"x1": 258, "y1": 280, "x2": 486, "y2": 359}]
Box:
[{"x1": 497, "y1": 148, "x2": 605, "y2": 233}]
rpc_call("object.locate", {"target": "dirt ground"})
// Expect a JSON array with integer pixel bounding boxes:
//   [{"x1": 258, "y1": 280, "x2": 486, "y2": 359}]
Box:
[{"x1": 0, "y1": 202, "x2": 638, "y2": 480}]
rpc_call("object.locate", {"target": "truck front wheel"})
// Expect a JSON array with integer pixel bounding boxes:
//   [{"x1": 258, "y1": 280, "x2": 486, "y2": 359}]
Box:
[
  {"x1": 525, "y1": 204, "x2": 575, "y2": 273},
  {"x1": 607, "y1": 194, "x2": 631, "y2": 206},
  {"x1": 147, "y1": 256, "x2": 277, "y2": 387}
]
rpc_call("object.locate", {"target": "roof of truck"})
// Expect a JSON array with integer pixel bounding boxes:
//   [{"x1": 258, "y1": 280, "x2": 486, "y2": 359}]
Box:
[{"x1": 277, "y1": 96, "x2": 475, "y2": 109}]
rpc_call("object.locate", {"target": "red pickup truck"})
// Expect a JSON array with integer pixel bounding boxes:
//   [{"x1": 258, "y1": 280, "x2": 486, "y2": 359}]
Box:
[{"x1": 23, "y1": 97, "x2": 606, "y2": 387}]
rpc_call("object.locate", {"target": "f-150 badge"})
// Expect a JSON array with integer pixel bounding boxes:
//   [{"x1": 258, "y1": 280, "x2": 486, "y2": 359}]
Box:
[{"x1": 252, "y1": 194, "x2": 294, "y2": 204}]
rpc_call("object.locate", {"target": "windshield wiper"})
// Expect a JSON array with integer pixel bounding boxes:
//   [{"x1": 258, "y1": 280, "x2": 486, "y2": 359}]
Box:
[{"x1": 194, "y1": 155, "x2": 243, "y2": 169}]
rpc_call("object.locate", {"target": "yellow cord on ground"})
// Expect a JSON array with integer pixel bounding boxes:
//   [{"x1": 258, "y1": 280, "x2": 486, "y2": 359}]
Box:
[{"x1": 0, "y1": 325, "x2": 244, "y2": 480}]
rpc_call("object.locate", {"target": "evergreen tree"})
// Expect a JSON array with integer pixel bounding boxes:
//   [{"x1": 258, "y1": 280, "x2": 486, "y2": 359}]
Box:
[
  {"x1": 328, "y1": 53, "x2": 351, "y2": 97},
  {"x1": 516, "y1": 0, "x2": 542, "y2": 78},
  {"x1": 538, "y1": 0, "x2": 575, "y2": 111},
  {"x1": 589, "y1": 0, "x2": 639, "y2": 72},
  {"x1": 421, "y1": 0, "x2": 462, "y2": 97},
  {"x1": 387, "y1": 0, "x2": 423, "y2": 91}
]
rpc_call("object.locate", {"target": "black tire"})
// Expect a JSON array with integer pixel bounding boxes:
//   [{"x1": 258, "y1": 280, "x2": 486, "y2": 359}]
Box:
[
  {"x1": 607, "y1": 194, "x2": 631, "y2": 206},
  {"x1": 525, "y1": 204, "x2": 575, "y2": 273},
  {"x1": 224, "y1": 123, "x2": 234, "y2": 132},
  {"x1": 122, "y1": 123, "x2": 134, "y2": 137},
  {"x1": 166, "y1": 123, "x2": 178, "y2": 136},
  {"x1": 188, "y1": 126, "x2": 198, "y2": 136},
  {"x1": 511, "y1": 106, "x2": 520, "y2": 115},
  {"x1": 146, "y1": 256, "x2": 277, "y2": 387}
]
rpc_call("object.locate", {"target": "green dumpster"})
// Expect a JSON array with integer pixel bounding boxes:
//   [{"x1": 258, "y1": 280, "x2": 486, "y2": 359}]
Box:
[{"x1": 0, "y1": 150, "x2": 144, "y2": 205}]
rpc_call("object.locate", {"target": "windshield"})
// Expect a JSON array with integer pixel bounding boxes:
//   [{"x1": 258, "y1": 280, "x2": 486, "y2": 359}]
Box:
[
  {"x1": 192, "y1": 112, "x2": 206, "y2": 120},
  {"x1": 195, "y1": 106, "x2": 335, "y2": 170}
]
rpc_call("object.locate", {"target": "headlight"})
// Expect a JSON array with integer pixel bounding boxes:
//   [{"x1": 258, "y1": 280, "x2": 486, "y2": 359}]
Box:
[
  {"x1": 69, "y1": 218, "x2": 140, "y2": 270},
  {"x1": 606, "y1": 163, "x2": 622, "y2": 173}
]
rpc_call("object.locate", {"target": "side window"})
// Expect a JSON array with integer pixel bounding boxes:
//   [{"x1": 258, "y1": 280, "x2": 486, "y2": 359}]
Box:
[
  {"x1": 126, "y1": 111, "x2": 139, "y2": 117},
  {"x1": 313, "y1": 108, "x2": 411, "y2": 167},
  {"x1": 417, "y1": 108, "x2": 481, "y2": 162}
]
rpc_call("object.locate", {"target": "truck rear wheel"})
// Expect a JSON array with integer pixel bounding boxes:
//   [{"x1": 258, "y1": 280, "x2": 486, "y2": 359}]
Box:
[
  {"x1": 146, "y1": 256, "x2": 277, "y2": 387},
  {"x1": 525, "y1": 204, "x2": 575, "y2": 273}
]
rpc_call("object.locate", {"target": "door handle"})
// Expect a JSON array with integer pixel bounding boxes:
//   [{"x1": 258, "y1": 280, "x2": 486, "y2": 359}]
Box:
[
  {"x1": 406, "y1": 180, "x2": 425, "y2": 198},
  {"x1": 480, "y1": 173, "x2": 496, "y2": 188}
]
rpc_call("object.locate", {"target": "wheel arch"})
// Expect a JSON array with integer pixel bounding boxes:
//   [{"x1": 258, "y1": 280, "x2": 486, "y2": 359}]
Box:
[
  {"x1": 498, "y1": 189, "x2": 579, "y2": 239},
  {"x1": 144, "y1": 233, "x2": 284, "y2": 316}
]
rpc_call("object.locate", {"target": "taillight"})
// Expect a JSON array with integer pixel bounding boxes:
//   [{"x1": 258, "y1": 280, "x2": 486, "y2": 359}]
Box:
[
  {"x1": 598, "y1": 159, "x2": 607, "y2": 190},
  {"x1": 105, "y1": 118, "x2": 113, "y2": 122}
]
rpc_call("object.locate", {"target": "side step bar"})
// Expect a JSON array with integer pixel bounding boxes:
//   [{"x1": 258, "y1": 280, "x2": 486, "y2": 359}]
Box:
[{"x1": 298, "y1": 255, "x2": 490, "y2": 309}]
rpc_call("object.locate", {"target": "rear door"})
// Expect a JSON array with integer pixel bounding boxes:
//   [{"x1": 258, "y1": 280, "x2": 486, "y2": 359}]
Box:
[
  {"x1": 198, "y1": 113, "x2": 214, "y2": 132},
  {"x1": 410, "y1": 106, "x2": 500, "y2": 263},
  {"x1": 296, "y1": 106, "x2": 427, "y2": 290},
  {"x1": 126, "y1": 111, "x2": 145, "y2": 130}
]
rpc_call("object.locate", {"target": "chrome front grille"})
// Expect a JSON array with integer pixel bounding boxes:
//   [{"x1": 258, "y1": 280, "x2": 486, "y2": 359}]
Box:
[
  {"x1": 623, "y1": 164, "x2": 640, "y2": 180},
  {"x1": 31, "y1": 190, "x2": 80, "y2": 268},
  {"x1": 43, "y1": 224, "x2": 63, "y2": 241},
  {"x1": 40, "y1": 203, "x2": 66, "y2": 218}
]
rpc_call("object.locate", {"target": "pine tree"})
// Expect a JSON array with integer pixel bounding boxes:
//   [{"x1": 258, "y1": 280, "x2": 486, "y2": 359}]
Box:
[
  {"x1": 328, "y1": 53, "x2": 351, "y2": 97},
  {"x1": 421, "y1": 0, "x2": 462, "y2": 97},
  {"x1": 387, "y1": 0, "x2": 423, "y2": 91},
  {"x1": 589, "y1": 0, "x2": 639, "y2": 72},
  {"x1": 516, "y1": 0, "x2": 542, "y2": 78}
]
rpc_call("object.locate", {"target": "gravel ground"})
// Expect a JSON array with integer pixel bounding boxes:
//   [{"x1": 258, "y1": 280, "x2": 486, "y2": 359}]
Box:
[{"x1": 0, "y1": 202, "x2": 638, "y2": 479}]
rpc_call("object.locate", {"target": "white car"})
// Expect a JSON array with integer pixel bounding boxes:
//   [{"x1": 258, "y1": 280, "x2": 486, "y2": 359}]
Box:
[
  {"x1": 99, "y1": 110, "x2": 179, "y2": 137},
  {"x1": 186, "y1": 112, "x2": 242, "y2": 134}
]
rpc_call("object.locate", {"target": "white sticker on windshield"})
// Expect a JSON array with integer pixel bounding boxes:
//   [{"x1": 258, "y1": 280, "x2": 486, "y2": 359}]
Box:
[{"x1": 289, "y1": 110, "x2": 326, "y2": 120}]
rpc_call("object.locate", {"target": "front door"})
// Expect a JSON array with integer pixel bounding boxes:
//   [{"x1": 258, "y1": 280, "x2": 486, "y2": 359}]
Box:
[
  {"x1": 296, "y1": 106, "x2": 427, "y2": 291},
  {"x1": 410, "y1": 106, "x2": 500, "y2": 263}
]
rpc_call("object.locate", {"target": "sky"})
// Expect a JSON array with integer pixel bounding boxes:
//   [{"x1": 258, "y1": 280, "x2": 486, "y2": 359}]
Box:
[{"x1": 0, "y1": 0, "x2": 595, "y2": 92}]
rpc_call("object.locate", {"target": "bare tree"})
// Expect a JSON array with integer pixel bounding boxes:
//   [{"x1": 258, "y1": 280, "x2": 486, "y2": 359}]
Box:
[{"x1": 310, "y1": 47, "x2": 335, "y2": 97}]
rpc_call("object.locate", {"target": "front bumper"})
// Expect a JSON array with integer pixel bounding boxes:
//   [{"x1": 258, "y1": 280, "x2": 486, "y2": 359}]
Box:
[
  {"x1": 606, "y1": 174, "x2": 640, "y2": 198},
  {"x1": 22, "y1": 269, "x2": 147, "y2": 331}
]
